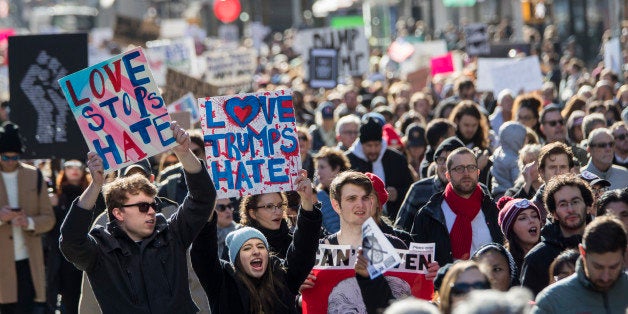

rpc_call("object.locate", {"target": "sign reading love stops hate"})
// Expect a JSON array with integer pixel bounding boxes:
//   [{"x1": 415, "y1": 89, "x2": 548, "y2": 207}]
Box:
[
  {"x1": 58, "y1": 47, "x2": 176, "y2": 173},
  {"x1": 200, "y1": 89, "x2": 301, "y2": 198}
]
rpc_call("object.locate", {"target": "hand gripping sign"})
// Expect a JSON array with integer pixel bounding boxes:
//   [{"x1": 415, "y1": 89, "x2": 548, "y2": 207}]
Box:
[
  {"x1": 199, "y1": 89, "x2": 301, "y2": 199},
  {"x1": 58, "y1": 47, "x2": 176, "y2": 173}
]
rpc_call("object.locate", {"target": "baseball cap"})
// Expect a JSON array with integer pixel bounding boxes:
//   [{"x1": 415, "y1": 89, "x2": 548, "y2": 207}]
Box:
[
  {"x1": 403, "y1": 123, "x2": 427, "y2": 148},
  {"x1": 319, "y1": 102, "x2": 334, "y2": 120},
  {"x1": 579, "y1": 170, "x2": 611, "y2": 188},
  {"x1": 121, "y1": 159, "x2": 152, "y2": 178}
]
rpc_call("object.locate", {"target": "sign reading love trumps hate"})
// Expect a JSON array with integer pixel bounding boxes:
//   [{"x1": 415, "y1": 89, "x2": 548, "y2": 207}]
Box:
[
  {"x1": 200, "y1": 90, "x2": 301, "y2": 198},
  {"x1": 58, "y1": 47, "x2": 177, "y2": 173}
]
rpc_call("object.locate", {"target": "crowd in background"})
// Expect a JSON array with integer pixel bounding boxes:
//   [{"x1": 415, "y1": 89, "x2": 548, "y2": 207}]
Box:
[{"x1": 1, "y1": 14, "x2": 628, "y2": 314}]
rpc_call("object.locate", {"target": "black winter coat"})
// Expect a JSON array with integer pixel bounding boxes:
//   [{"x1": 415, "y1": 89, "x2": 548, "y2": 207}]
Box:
[
  {"x1": 410, "y1": 185, "x2": 504, "y2": 266},
  {"x1": 60, "y1": 168, "x2": 216, "y2": 314},
  {"x1": 520, "y1": 221, "x2": 582, "y2": 296},
  {"x1": 191, "y1": 204, "x2": 322, "y2": 314}
]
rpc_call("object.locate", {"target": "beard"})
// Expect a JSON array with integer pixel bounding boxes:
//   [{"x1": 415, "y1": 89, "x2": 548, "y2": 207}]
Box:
[
  {"x1": 558, "y1": 213, "x2": 585, "y2": 231},
  {"x1": 451, "y1": 177, "x2": 478, "y2": 196}
]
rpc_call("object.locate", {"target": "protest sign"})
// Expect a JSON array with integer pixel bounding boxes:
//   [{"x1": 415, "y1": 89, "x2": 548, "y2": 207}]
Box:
[
  {"x1": 146, "y1": 37, "x2": 198, "y2": 86},
  {"x1": 400, "y1": 40, "x2": 447, "y2": 75},
  {"x1": 167, "y1": 92, "x2": 199, "y2": 124},
  {"x1": 464, "y1": 23, "x2": 490, "y2": 56},
  {"x1": 430, "y1": 52, "x2": 454, "y2": 77},
  {"x1": 113, "y1": 15, "x2": 160, "y2": 47},
  {"x1": 58, "y1": 47, "x2": 176, "y2": 173},
  {"x1": 294, "y1": 27, "x2": 369, "y2": 79},
  {"x1": 204, "y1": 46, "x2": 255, "y2": 87},
  {"x1": 301, "y1": 243, "x2": 435, "y2": 314},
  {"x1": 362, "y1": 217, "x2": 402, "y2": 279},
  {"x1": 604, "y1": 38, "x2": 621, "y2": 76},
  {"x1": 8, "y1": 33, "x2": 89, "y2": 159},
  {"x1": 477, "y1": 57, "x2": 544, "y2": 95},
  {"x1": 308, "y1": 48, "x2": 338, "y2": 89},
  {"x1": 387, "y1": 39, "x2": 415, "y2": 63},
  {"x1": 199, "y1": 89, "x2": 301, "y2": 199},
  {"x1": 169, "y1": 111, "x2": 191, "y2": 130},
  {"x1": 163, "y1": 69, "x2": 214, "y2": 105}
]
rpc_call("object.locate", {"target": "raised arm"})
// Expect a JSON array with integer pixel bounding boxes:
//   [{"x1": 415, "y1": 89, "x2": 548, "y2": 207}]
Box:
[
  {"x1": 285, "y1": 170, "x2": 323, "y2": 294},
  {"x1": 168, "y1": 122, "x2": 216, "y2": 247},
  {"x1": 190, "y1": 212, "x2": 223, "y2": 301},
  {"x1": 59, "y1": 152, "x2": 105, "y2": 271}
]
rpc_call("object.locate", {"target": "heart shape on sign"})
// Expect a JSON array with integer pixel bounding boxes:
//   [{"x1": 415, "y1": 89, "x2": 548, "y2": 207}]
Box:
[{"x1": 224, "y1": 96, "x2": 261, "y2": 127}]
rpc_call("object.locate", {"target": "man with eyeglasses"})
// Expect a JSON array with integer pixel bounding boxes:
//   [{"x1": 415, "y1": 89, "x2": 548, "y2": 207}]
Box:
[
  {"x1": 583, "y1": 128, "x2": 628, "y2": 190},
  {"x1": 521, "y1": 174, "x2": 594, "y2": 296},
  {"x1": 533, "y1": 216, "x2": 628, "y2": 313},
  {"x1": 0, "y1": 121, "x2": 55, "y2": 313},
  {"x1": 411, "y1": 147, "x2": 503, "y2": 266},
  {"x1": 395, "y1": 136, "x2": 464, "y2": 232},
  {"x1": 610, "y1": 121, "x2": 628, "y2": 169},
  {"x1": 60, "y1": 122, "x2": 217, "y2": 313},
  {"x1": 539, "y1": 104, "x2": 588, "y2": 166},
  {"x1": 335, "y1": 115, "x2": 361, "y2": 151}
]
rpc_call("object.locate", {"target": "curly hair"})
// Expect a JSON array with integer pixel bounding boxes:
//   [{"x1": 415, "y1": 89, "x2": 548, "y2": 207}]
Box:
[
  {"x1": 543, "y1": 174, "x2": 593, "y2": 214},
  {"x1": 102, "y1": 174, "x2": 157, "y2": 221}
]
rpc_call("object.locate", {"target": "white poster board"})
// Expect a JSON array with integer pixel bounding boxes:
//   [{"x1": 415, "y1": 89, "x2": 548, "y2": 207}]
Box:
[{"x1": 477, "y1": 57, "x2": 544, "y2": 95}]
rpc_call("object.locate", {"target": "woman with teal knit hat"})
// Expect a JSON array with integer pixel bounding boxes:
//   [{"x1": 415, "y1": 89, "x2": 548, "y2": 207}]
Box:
[{"x1": 190, "y1": 170, "x2": 322, "y2": 314}]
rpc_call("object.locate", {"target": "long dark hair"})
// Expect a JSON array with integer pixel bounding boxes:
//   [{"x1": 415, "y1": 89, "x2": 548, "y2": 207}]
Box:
[{"x1": 234, "y1": 254, "x2": 288, "y2": 313}]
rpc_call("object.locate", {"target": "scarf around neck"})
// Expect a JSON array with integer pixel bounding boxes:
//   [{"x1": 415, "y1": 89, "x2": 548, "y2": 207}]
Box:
[{"x1": 444, "y1": 183, "x2": 483, "y2": 260}]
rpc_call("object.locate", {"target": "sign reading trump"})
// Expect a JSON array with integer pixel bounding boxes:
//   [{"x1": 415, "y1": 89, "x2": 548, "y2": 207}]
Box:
[
  {"x1": 199, "y1": 89, "x2": 301, "y2": 198},
  {"x1": 58, "y1": 47, "x2": 176, "y2": 173}
]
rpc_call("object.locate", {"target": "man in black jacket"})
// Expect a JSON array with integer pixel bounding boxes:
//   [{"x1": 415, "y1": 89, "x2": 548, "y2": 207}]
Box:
[
  {"x1": 395, "y1": 136, "x2": 464, "y2": 232},
  {"x1": 346, "y1": 116, "x2": 414, "y2": 220},
  {"x1": 60, "y1": 123, "x2": 216, "y2": 314},
  {"x1": 520, "y1": 173, "x2": 593, "y2": 296},
  {"x1": 411, "y1": 147, "x2": 503, "y2": 266}
]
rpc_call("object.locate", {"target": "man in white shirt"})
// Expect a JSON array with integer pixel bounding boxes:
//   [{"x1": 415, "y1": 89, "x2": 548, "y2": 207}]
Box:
[{"x1": 0, "y1": 122, "x2": 55, "y2": 313}]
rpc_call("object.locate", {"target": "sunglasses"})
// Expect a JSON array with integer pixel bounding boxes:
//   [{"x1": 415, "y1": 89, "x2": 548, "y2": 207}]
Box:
[
  {"x1": 589, "y1": 142, "x2": 614, "y2": 149},
  {"x1": 543, "y1": 119, "x2": 564, "y2": 127},
  {"x1": 1, "y1": 155, "x2": 20, "y2": 161},
  {"x1": 121, "y1": 201, "x2": 158, "y2": 213},
  {"x1": 450, "y1": 281, "x2": 491, "y2": 295},
  {"x1": 216, "y1": 204, "x2": 234, "y2": 212}
]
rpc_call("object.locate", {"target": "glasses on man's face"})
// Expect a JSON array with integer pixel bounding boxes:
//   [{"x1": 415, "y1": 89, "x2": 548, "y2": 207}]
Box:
[
  {"x1": 448, "y1": 164, "x2": 478, "y2": 174},
  {"x1": 450, "y1": 281, "x2": 490, "y2": 296},
  {"x1": 256, "y1": 202, "x2": 287, "y2": 212},
  {"x1": 1, "y1": 155, "x2": 20, "y2": 161},
  {"x1": 216, "y1": 204, "x2": 234, "y2": 212},
  {"x1": 589, "y1": 141, "x2": 614, "y2": 149},
  {"x1": 121, "y1": 201, "x2": 158, "y2": 213},
  {"x1": 543, "y1": 119, "x2": 564, "y2": 127},
  {"x1": 556, "y1": 198, "x2": 583, "y2": 211},
  {"x1": 613, "y1": 133, "x2": 628, "y2": 141}
]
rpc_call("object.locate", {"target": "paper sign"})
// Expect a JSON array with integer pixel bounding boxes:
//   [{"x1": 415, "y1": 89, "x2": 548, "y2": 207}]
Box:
[
  {"x1": 199, "y1": 89, "x2": 301, "y2": 199},
  {"x1": 388, "y1": 39, "x2": 415, "y2": 63},
  {"x1": 309, "y1": 48, "x2": 338, "y2": 89},
  {"x1": 146, "y1": 37, "x2": 198, "y2": 86},
  {"x1": 362, "y1": 217, "x2": 402, "y2": 279},
  {"x1": 477, "y1": 57, "x2": 544, "y2": 94},
  {"x1": 58, "y1": 47, "x2": 176, "y2": 172},
  {"x1": 400, "y1": 40, "x2": 448, "y2": 75},
  {"x1": 604, "y1": 38, "x2": 621, "y2": 76},
  {"x1": 464, "y1": 23, "x2": 490, "y2": 56},
  {"x1": 168, "y1": 92, "x2": 199, "y2": 124},
  {"x1": 301, "y1": 243, "x2": 435, "y2": 314},
  {"x1": 430, "y1": 52, "x2": 454, "y2": 77},
  {"x1": 294, "y1": 27, "x2": 369, "y2": 79}
]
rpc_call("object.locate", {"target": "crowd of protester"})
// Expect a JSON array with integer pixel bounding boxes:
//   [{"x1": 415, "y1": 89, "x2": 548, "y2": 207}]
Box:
[{"x1": 1, "y1": 15, "x2": 628, "y2": 314}]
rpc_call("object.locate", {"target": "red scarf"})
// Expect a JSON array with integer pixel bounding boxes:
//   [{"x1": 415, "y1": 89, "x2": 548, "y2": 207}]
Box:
[{"x1": 444, "y1": 183, "x2": 483, "y2": 260}]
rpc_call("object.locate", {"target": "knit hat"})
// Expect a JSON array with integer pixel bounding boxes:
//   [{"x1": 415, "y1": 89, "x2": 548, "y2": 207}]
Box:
[
  {"x1": 433, "y1": 136, "x2": 464, "y2": 161},
  {"x1": 359, "y1": 116, "x2": 383, "y2": 144},
  {"x1": 365, "y1": 172, "x2": 388, "y2": 206},
  {"x1": 225, "y1": 227, "x2": 269, "y2": 264},
  {"x1": 319, "y1": 101, "x2": 335, "y2": 120},
  {"x1": 497, "y1": 196, "x2": 541, "y2": 237},
  {"x1": 0, "y1": 122, "x2": 23, "y2": 154}
]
